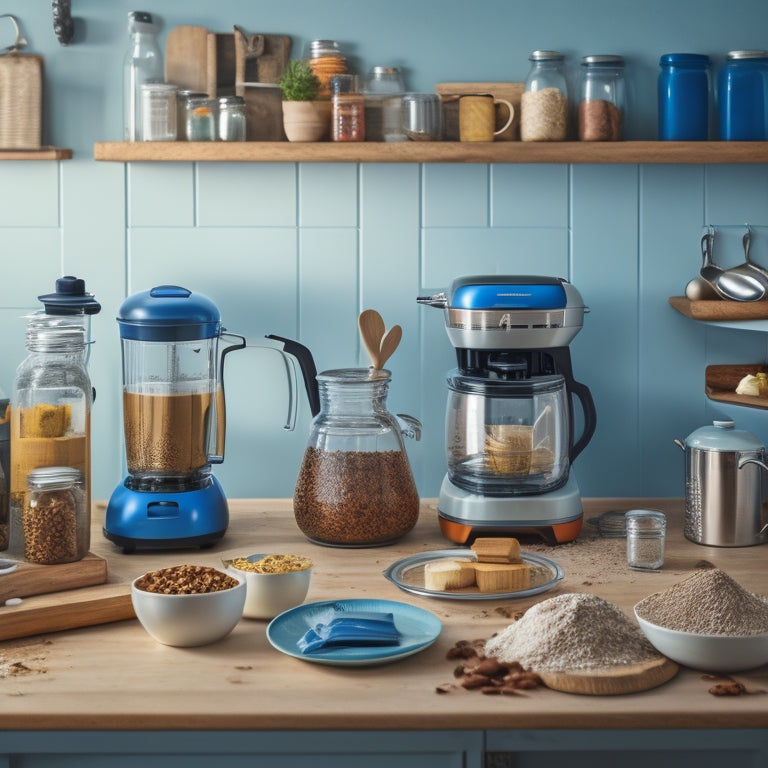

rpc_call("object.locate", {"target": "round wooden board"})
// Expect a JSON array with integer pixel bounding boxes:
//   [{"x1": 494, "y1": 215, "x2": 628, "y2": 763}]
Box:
[{"x1": 538, "y1": 657, "x2": 679, "y2": 696}]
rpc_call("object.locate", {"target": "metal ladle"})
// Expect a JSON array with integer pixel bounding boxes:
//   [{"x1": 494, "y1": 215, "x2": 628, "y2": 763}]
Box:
[
  {"x1": 699, "y1": 226, "x2": 766, "y2": 302},
  {"x1": 720, "y1": 224, "x2": 768, "y2": 291}
]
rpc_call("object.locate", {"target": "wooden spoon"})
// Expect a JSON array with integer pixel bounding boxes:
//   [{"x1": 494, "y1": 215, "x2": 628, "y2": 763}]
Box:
[
  {"x1": 378, "y1": 324, "x2": 402, "y2": 369},
  {"x1": 358, "y1": 309, "x2": 386, "y2": 367}
]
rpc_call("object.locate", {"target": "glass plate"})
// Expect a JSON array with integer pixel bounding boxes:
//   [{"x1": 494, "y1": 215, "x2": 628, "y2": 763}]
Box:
[
  {"x1": 383, "y1": 549, "x2": 564, "y2": 600},
  {"x1": 266, "y1": 598, "x2": 442, "y2": 667}
]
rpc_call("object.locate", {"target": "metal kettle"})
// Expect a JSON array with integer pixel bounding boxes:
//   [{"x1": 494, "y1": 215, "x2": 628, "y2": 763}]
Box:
[{"x1": 674, "y1": 420, "x2": 768, "y2": 547}]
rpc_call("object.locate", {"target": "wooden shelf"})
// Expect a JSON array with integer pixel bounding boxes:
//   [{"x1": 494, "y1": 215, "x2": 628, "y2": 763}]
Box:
[
  {"x1": 94, "y1": 140, "x2": 768, "y2": 164},
  {"x1": 668, "y1": 296, "x2": 768, "y2": 322},
  {"x1": 706, "y1": 364, "x2": 768, "y2": 410},
  {"x1": 0, "y1": 146, "x2": 72, "y2": 160}
]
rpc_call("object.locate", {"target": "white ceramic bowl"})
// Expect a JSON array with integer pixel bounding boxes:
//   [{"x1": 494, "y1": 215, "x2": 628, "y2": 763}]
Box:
[
  {"x1": 228, "y1": 554, "x2": 312, "y2": 620},
  {"x1": 635, "y1": 611, "x2": 768, "y2": 673},
  {"x1": 131, "y1": 571, "x2": 246, "y2": 647}
]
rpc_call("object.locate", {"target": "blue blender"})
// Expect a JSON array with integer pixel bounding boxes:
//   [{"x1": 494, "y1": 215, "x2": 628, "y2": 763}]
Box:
[{"x1": 104, "y1": 286, "x2": 246, "y2": 552}]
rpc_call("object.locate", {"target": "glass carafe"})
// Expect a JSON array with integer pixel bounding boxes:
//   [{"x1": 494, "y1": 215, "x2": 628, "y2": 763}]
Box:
[
  {"x1": 445, "y1": 371, "x2": 569, "y2": 496},
  {"x1": 293, "y1": 368, "x2": 421, "y2": 547}
]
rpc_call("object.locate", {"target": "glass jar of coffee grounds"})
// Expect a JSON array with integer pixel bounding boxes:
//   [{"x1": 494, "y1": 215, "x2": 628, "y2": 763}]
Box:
[
  {"x1": 293, "y1": 368, "x2": 420, "y2": 547},
  {"x1": 578, "y1": 55, "x2": 625, "y2": 141}
]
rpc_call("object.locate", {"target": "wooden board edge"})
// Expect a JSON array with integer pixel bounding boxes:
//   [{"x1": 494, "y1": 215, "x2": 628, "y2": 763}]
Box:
[
  {"x1": 538, "y1": 658, "x2": 679, "y2": 696},
  {"x1": 0, "y1": 553, "x2": 108, "y2": 602}
]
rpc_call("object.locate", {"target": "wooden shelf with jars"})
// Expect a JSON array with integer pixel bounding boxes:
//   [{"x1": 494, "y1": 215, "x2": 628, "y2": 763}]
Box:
[
  {"x1": 0, "y1": 147, "x2": 72, "y2": 160},
  {"x1": 94, "y1": 140, "x2": 768, "y2": 164}
]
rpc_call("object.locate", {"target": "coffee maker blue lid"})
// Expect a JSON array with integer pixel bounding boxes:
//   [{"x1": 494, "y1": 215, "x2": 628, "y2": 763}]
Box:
[{"x1": 117, "y1": 285, "x2": 221, "y2": 341}]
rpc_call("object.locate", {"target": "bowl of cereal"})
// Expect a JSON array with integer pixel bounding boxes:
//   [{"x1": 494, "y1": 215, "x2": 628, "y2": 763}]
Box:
[
  {"x1": 131, "y1": 564, "x2": 246, "y2": 647},
  {"x1": 226, "y1": 553, "x2": 312, "y2": 619}
]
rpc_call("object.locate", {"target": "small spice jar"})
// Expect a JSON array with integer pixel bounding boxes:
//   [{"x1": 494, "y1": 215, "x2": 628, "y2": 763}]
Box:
[
  {"x1": 330, "y1": 74, "x2": 365, "y2": 142},
  {"x1": 140, "y1": 83, "x2": 178, "y2": 141},
  {"x1": 626, "y1": 509, "x2": 666, "y2": 570},
  {"x1": 718, "y1": 50, "x2": 768, "y2": 140},
  {"x1": 658, "y1": 53, "x2": 711, "y2": 140},
  {"x1": 176, "y1": 90, "x2": 207, "y2": 140},
  {"x1": 185, "y1": 96, "x2": 217, "y2": 141},
  {"x1": 24, "y1": 466, "x2": 87, "y2": 564},
  {"x1": 521, "y1": 50, "x2": 569, "y2": 141},
  {"x1": 578, "y1": 55, "x2": 625, "y2": 141},
  {"x1": 218, "y1": 96, "x2": 247, "y2": 141}
]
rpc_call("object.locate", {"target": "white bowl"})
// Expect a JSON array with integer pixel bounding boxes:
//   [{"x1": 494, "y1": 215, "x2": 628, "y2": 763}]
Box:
[
  {"x1": 131, "y1": 571, "x2": 246, "y2": 647},
  {"x1": 228, "y1": 554, "x2": 312, "y2": 620},
  {"x1": 635, "y1": 611, "x2": 768, "y2": 673}
]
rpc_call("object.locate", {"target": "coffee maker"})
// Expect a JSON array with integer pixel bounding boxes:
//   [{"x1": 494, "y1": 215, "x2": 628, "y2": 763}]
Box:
[{"x1": 418, "y1": 275, "x2": 596, "y2": 545}]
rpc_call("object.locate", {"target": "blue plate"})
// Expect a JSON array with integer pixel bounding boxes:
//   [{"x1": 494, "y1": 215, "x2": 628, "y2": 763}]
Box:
[{"x1": 266, "y1": 598, "x2": 442, "y2": 667}]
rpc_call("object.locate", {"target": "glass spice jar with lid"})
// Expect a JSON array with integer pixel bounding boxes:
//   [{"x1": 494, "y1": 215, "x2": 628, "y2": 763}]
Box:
[
  {"x1": 185, "y1": 96, "x2": 217, "y2": 141},
  {"x1": 521, "y1": 50, "x2": 569, "y2": 141},
  {"x1": 330, "y1": 74, "x2": 365, "y2": 142},
  {"x1": 218, "y1": 96, "x2": 247, "y2": 141},
  {"x1": 578, "y1": 55, "x2": 625, "y2": 141}
]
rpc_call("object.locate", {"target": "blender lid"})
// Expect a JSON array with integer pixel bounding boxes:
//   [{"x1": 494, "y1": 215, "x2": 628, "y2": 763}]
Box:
[
  {"x1": 447, "y1": 369, "x2": 565, "y2": 395},
  {"x1": 38, "y1": 276, "x2": 101, "y2": 316},
  {"x1": 117, "y1": 285, "x2": 222, "y2": 341}
]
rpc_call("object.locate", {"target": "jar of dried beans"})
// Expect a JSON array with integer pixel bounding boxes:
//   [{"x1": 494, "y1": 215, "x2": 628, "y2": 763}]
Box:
[
  {"x1": 578, "y1": 55, "x2": 625, "y2": 141},
  {"x1": 521, "y1": 50, "x2": 569, "y2": 141},
  {"x1": 293, "y1": 368, "x2": 421, "y2": 547},
  {"x1": 24, "y1": 466, "x2": 87, "y2": 564}
]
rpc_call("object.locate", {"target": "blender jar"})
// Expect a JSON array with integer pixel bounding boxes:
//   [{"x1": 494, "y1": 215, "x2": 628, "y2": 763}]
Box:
[
  {"x1": 445, "y1": 371, "x2": 569, "y2": 495},
  {"x1": 293, "y1": 368, "x2": 421, "y2": 547}
]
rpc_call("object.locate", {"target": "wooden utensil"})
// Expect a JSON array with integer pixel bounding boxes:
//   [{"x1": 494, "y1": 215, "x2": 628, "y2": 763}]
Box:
[
  {"x1": 165, "y1": 25, "x2": 210, "y2": 92},
  {"x1": 358, "y1": 309, "x2": 386, "y2": 367},
  {"x1": 377, "y1": 324, "x2": 402, "y2": 369}
]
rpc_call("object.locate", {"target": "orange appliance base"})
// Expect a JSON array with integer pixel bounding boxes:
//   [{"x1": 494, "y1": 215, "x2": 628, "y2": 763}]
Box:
[{"x1": 439, "y1": 514, "x2": 583, "y2": 546}]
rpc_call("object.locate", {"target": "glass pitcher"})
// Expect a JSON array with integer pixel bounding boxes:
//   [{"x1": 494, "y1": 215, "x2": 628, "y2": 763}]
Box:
[{"x1": 293, "y1": 368, "x2": 421, "y2": 547}]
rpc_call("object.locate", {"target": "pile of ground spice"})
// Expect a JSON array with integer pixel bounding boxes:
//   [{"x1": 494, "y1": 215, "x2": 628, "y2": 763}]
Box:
[
  {"x1": 485, "y1": 592, "x2": 661, "y2": 673},
  {"x1": 635, "y1": 568, "x2": 768, "y2": 636}
]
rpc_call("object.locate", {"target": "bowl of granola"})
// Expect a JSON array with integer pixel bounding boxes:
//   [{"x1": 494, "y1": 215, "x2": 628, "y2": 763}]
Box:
[
  {"x1": 226, "y1": 553, "x2": 313, "y2": 619},
  {"x1": 131, "y1": 564, "x2": 246, "y2": 647}
]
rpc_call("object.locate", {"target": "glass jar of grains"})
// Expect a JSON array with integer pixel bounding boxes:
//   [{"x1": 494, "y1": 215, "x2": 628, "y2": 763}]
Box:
[
  {"x1": 578, "y1": 55, "x2": 625, "y2": 141},
  {"x1": 293, "y1": 368, "x2": 421, "y2": 547},
  {"x1": 330, "y1": 74, "x2": 365, "y2": 142},
  {"x1": 521, "y1": 50, "x2": 569, "y2": 141}
]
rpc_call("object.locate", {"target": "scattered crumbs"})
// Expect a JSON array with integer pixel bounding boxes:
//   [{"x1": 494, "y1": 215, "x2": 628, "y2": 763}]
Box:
[{"x1": 234, "y1": 665, "x2": 253, "y2": 671}]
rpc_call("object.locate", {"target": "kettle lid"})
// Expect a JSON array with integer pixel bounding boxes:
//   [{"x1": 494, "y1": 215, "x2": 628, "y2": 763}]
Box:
[{"x1": 685, "y1": 420, "x2": 765, "y2": 452}]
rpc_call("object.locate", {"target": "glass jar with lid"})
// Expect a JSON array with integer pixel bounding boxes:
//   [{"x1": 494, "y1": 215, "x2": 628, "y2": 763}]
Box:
[
  {"x1": 140, "y1": 83, "x2": 177, "y2": 141},
  {"x1": 578, "y1": 55, "x2": 625, "y2": 141},
  {"x1": 718, "y1": 50, "x2": 768, "y2": 140},
  {"x1": 185, "y1": 96, "x2": 217, "y2": 141},
  {"x1": 218, "y1": 96, "x2": 247, "y2": 141},
  {"x1": 364, "y1": 67, "x2": 406, "y2": 141},
  {"x1": 330, "y1": 74, "x2": 365, "y2": 142},
  {"x1": 293, "y1": 368, "x2": 421, "y2": 547},
  {"x1": 521, "y1": 50, "x2": 569, "y2": 141}
]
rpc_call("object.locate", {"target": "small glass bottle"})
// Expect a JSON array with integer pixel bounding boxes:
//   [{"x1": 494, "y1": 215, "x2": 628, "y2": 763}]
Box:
[
  {"x1": 24, "y1": 467, "x2": 87, "y2": 564},
  {"x1": 718, "y1": 50, "x2": 768, "y2": 140},
  {"x1": 521, "y1": 50, "x2": 569, "y2": 141},
  {"x1": 218, "y1": 96, "x2": 247, "y2": 141},
  {"x1": 578, "y1": 55, "x2": 625, "y2": 141},
  {"x1": 185, "y1": 96, "x2": 217, "y2": 141},
  {"x1": 626, "y1": 509, "x2": 666, "y2": 570},
  {"x1": 123, "y1": 11, "x2": 164, "y2": 141},
  {"x1": 293, "y1": 368, "x2": 420, "y2": 547},
  {"x1": 658, "y1": 53, "x2": 710, "y2": 140},
  {"x1": 331, "y1": 74, "x2": 365, "y2": 142},
  {"x1": 140, "y1": 83, "x2": 178, "y2": 141}
]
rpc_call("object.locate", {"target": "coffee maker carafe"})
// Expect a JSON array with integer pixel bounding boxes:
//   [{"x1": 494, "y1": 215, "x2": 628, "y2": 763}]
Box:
[{"x1": 418, "y1": 275, "x2": 596, "y2": 545}]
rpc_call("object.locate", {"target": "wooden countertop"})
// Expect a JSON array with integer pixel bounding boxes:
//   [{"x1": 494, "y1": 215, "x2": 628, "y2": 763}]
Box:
[{"x1": 0, "y1": 498, "x2": 766, "y2": 732}]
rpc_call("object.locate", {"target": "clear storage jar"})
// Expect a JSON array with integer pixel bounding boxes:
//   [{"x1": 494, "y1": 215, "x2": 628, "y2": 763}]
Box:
[
  {"x1": 293, "y1": 368, "x2": 420, "y2": 547},
  {"x1": 578, "y1": 55, "x2": 625, "y2": 141},
  {"x1": 24, "y1": 466, "x2": 87, "y2": 564},
  {"x1": 331, "y1": 74, "x2": 365, "y2": 142},
  {"x1": 185, "y1": 96, "x2": 217, "y2": 141},
  {"x1": 364, "y1": 67, "x2": 405, "y2": 142},
  {"x1": 140, "y1": 83, "x2": 177, "y2": 141},
  {"x1": 718, "y1": 50, "x2": 768, "y2": 140},
  {"x1": 626, "y1": 509, "x2": 666, "y2": 570},
  {"x1": 218, "y1": 96, "x2": 247, "y2": 141},
  {"x1": 521, "y1": 50, "x2": 569, "y2": 141}
]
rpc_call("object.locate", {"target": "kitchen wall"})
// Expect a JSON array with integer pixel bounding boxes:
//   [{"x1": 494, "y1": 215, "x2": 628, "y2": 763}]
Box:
[{"x1": 2, "y1": 0, "x2": 768, "y2": 504}]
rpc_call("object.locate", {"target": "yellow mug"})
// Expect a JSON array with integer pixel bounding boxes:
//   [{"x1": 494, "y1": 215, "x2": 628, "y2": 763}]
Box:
[{"x1": 459, "y1": 94, "x2": 514, "y2": 142}]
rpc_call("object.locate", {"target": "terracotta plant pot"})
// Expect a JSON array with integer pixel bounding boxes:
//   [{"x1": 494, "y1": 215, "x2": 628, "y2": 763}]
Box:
[{"x1": 282, "y1": 100, "x2": 331, "y2": 142}]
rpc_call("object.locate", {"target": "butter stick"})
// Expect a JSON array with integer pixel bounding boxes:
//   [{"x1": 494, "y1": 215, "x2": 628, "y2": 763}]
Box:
[{"x1": 471, "y1": 537, "x2": 522, "y2": 564}]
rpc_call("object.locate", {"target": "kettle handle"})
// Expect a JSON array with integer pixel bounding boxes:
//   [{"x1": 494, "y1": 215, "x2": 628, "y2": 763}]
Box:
[
  {"x1": 208, "y1": 331, "x2": 247, "y2": 464},
  {"x1": 266, "y1": 334, "x2": 321, "y2": 419}
]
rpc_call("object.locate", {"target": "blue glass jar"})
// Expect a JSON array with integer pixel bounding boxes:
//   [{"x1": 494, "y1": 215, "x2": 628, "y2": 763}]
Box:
[
  {"x1": 658, "y1": 53, "x2": 711, "y2": 140},
  {"x1": 718, "y1": 50, "x2": 768, "y2": 140}
]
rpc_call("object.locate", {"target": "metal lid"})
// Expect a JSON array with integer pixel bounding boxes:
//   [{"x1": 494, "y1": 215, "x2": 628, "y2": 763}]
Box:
[
  {"x1": 38, "y1": 276, "x2": 101, "y2": 316},
  {"x1": 117, "y1": 285, "x2": 222, "y2": 342},
  {"x1": 684, "y1": 420, "x2": 764, "y2": 452},
  {"x1": 581, "y1": 55, "x2": 625, "y2": 67},
  {"x1": 27, "y1": 466, "x2": 83, "y2": 490},
  {"x1": 529, "y1": 50, "x2": 564, "y2": 61},
  {"x1": 218, "y1": 96, "x2": 246, "y2": 106},
  {"x1": 726, "y1": 50, "x2": 768, "y2": 60}
]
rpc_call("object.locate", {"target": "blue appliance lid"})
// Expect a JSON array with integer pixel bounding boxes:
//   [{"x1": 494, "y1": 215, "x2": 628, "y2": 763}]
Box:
[
  {"x1": 117, "y1": 285, "x2": 221, "y2": 341},
  {"x1": 38, "y1": 275, "x2": 101, "y2": 316},
  {"x1": 448, "y1": 275, "x2": 568, "y2": 310}
]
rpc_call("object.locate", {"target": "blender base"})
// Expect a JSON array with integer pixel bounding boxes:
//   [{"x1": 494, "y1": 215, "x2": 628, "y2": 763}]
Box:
[
  {"x1": 104, "y1": 476, "x2": 229, "y2": 553},
  {"x1": 437, "y1": 474, "x2": 584, "y2": 546}
]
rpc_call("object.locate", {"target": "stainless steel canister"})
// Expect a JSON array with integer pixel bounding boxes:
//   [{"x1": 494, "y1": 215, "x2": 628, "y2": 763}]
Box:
[{"x1": 675, "y1": 420, "x2": 768, "y2": 546}]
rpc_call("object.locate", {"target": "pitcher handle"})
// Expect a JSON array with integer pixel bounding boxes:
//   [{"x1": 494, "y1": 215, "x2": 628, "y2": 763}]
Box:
[
  {"x1": 396, "y1": 413, "x2": 422, "y2": 441},
  {"x1": 208, "y1": 332, "x2": 246, "y2": 464}
]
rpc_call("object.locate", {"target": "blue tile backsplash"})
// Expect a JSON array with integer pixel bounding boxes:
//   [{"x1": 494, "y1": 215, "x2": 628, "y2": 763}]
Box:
[{"x1": 2, "y1": 0, "x2": 768, "y2": 506}]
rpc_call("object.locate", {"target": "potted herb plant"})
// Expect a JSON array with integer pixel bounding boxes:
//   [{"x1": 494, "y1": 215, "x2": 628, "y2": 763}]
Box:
[{"x1": 279, "y1": 59, "x2": 330, "y2": 142}]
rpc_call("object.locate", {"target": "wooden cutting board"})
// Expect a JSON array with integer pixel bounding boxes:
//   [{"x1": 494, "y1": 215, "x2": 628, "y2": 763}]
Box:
[
  {"x1": 0, "y1": 552, "x2": 134, "y2": 641},
  {"x1": 165, "y1": 25, "x2": 210, "y2": 93},
  {"x1": 538, "y1": 656, "x2": 679, "y2": 696}
]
